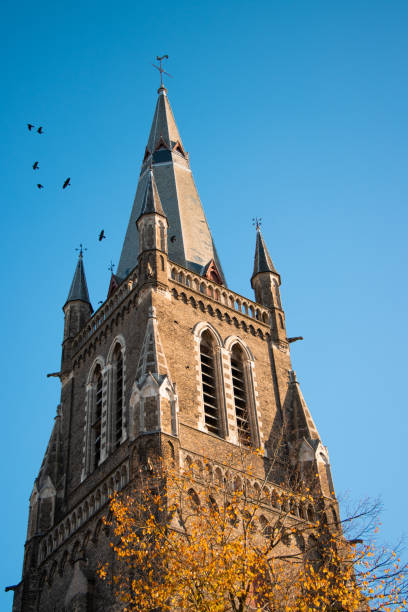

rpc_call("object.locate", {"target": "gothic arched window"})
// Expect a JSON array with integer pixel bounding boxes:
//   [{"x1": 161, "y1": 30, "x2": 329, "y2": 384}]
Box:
[
  {"x1": 112, "y1": 345, "x2": 123, "y2": 449},
  {"x1": 92, "y1": 365, "x2": 103, "y2": 469},
  {"x1": 200, "y1": 330, "x2": 221, "y2": 436},
  {"x1": 230, "y1": 344, "x2": 251, "y2": 446}
]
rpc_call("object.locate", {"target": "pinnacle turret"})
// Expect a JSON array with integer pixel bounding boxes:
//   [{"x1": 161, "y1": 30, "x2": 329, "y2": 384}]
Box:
[
  {"x1": 65, "y1": 248, "x2": 92, "y2": 308},
  {"x1": 251, "y1": 227, "x2": 286, "y2": 340},
  {"x1": 62, "y1": 249, "x2": 93, "y2": 344},
  {"x1": 252, "y1": 226, "x2": 278, "y2": 279},
  {"x1": 138, "y1": 167, "x2": 166, "y2": 219}
]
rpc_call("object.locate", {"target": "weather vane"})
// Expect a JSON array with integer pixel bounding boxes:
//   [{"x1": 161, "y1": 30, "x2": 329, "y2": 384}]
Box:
[
  {"x1": 108, "y1": 261, "x2": 116, "y2": 273},
  {"x1": 252, "y1": 217, "x2": 262, "y2": 230},
  {"x1": 152, "y1": 55, "x2": 173, "y2": 88},
  {"x1": 76, "y1": 243, "x2": 87, "y2": 257}
]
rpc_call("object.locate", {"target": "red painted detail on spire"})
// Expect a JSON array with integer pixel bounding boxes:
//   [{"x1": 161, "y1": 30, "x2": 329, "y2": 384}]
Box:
[
  {"x1": 107, "y1": 273, "x2": 120, "y2": 299},
  {"x1": 143, "y1": 147, "x2": 151, "y2": 163},
  {"x1": 204, "y1": 259, "x2": 223, "y2": 285},
  {"x1": 172, "y1": 140, "x2": 187, "y2": 158},
  {"x1": 155, "y1": 135, "x2": 170, "y2": 151}
]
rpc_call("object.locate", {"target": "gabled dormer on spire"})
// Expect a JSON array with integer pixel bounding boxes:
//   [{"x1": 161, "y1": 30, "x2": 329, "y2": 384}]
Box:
[
  {"x1": 117, "y1": 84, "x2": 226, "y2": 285},
  {"x1": 251, "y1": 226, "x2": 286, "y2": 341},
  {"x1": 63, "y1": 249, "x2": 93, "y2": 342}
]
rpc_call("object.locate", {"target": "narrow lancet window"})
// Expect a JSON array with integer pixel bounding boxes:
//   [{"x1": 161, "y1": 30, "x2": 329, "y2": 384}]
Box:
[
  {"x1": 113, "y1": 346, "x2": 123, "y2": 449},
  {"x1": 200, "y1": 331, "x2": 221, "y2": 436},
  {"x1": 231, "y1": 345, "x2": 251, "y2": 446},
  {"x1": 92, "y1": 365, "x2": 103, "y2": 468}
]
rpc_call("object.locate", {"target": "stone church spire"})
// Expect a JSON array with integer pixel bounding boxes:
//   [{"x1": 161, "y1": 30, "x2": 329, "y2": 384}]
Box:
[{"x1": 117, "y1": 85, "x2": 226, "y2": 284}]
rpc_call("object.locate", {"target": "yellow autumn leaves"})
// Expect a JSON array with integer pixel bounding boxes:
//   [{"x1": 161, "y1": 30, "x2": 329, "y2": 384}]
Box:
[{"x1": 98, "y1": 452, "x2": 406, "y2": 611}]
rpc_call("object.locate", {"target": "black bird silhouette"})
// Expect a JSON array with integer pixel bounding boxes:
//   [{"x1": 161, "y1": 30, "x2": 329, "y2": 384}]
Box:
[
  {"x1": 62, "y1": 177, "x2": 71, "y2": 189},
  {"x1": 37, "y1": 126, "x2": 44, "y2": 134},
  {"x1": 27, "y1": 123, "x2": 34, "y2": 131},
  {"x1": 98, "y1": 229, "x2": 106, "y2": 241},
  {"x1": 170, "y1": 235, "x2": 176, "y2": 243},
  {"x1": 32, "y1": 161, "x2": 39, "y2": 170},
  {"x1": 37, "y1": 183, "x2": 44, "y2": 189}
]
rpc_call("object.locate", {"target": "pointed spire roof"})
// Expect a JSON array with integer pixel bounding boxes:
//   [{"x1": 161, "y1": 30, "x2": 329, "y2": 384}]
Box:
[
  {"x1": 146, "y1": 87, "x2": 184, "y2": 154},
  {"x1": 65, "y1": 248, "x2": 91, "y2": 306},
  {"x1": 117, "y1": 86, "x2": 226, "y2": 285},
  {"x1": 138, "y1": 166, "x2": 165, "y2": 219},
  {"x1": 252, "y1": 227, "x2": 278, "y2": 278}
]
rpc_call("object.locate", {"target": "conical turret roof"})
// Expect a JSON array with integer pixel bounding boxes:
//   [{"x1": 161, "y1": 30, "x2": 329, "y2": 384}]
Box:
[
  {"x1": 117, "y1": 86, "x2": 226, "y2": 284},
  {"x1": 65, "y1": 250, "x2": 91, "y2": 306},
  {"x1": 252, "y1": 227, "x2": 278, "y2": 278}
]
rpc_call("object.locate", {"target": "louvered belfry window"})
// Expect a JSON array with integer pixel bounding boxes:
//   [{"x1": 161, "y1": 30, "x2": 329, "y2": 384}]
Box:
[
  {"x1": 92, "y1": 365, "x2": 103, "y2": 468},
  {"x1": 200, "y1": 331, "x2": 221, "y2": 436},
  {"x1": 113, "y1": 346, "x2": 123, "y2": 449},
  {"x1": 231, "y1": 345, "x2": 251, "y2": 445}
]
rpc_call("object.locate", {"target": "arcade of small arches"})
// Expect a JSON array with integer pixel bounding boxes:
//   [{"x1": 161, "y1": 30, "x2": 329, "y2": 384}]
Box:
[
  {"x1": 182, "y1": 452, "x2": 317, "y2": 526},
  {"x1": 170, "y1": 266, "x2": 270, "y2": 325},
  {"x1": 172, "y1": 288, "x2": 269, "y2": 340},
  {"x1": 39, "y1": 462, "x2": 129, "y2": 566}
]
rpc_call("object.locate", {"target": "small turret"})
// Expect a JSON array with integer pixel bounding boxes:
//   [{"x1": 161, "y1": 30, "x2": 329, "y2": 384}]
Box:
[
  {"x1": 251, "y1": 225, "x2": 287, "y2": 341},
  {"x1": 61, "y1": 248, "x2": 93, "y2": 370},
  {"x1": 63, "y1": 247, "x2": 93, "y2": 340},
  {"x1": 136, "y1": 167, "x2": 169, "y2": 288}
]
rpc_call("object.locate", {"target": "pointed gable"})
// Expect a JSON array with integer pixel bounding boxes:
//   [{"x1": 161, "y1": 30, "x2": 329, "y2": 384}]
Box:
[
  {"x1": 287, "y1": 370, "x2": 320, "y2": 443},
  {"x1": 136, "y1": 306, "x2": 170, "y2": 383},
  {"x1": 106, "y1": 273, "x2": 121, "y2": 299},
  {"x1": 203, "y1": 259, "x2": 223, "y2": 285}
]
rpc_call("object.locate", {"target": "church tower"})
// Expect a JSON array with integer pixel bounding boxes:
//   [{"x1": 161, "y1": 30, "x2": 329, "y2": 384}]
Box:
[{"x1": 12, "y1": 77, "x2": 339, "y2": 611}]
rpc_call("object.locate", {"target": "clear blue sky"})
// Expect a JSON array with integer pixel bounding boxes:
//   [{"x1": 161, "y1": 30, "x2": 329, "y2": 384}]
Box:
[{"x1": 2, "y1": 0, "x2": 408, "y2": 608}]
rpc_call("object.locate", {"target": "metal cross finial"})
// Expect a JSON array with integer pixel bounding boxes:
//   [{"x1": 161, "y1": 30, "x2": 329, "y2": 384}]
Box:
[
  {"x1": 108, "y1": 261, "x2": 116, "y2": 273},
  {"x1": 76, "y1": 243, "x2": 87, "y2": 258},
  {"x1": 152, "y1": 55, "x2": 173, "y2": 88},
  {"x1": 252, "y1": 217, "x2": 262, "y2": 231}
]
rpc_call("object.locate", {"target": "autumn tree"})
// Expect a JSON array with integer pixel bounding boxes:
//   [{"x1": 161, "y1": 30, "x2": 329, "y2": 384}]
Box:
[{"x1": 98, "y1": 448, "x2": 407, "y2": 611}]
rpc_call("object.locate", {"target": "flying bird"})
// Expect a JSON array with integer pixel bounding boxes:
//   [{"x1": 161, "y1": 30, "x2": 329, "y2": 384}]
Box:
[
  {"x1": 27, "y1": 123, "x2": 34, "y2": 131},
  {"x1": 32, "y1": 161, "x2": 39, "y2": 170},
  {"x1": 37, "y1": 184, "x2": 44, "y2": 189},
  {"x1": 62, "y1": 177, "x2": 71, "y2": 189},
  {"x1": 98, "y1": 229, "x2": 106, "y2": 241},
  {"x1": 37, "y1": 126, "x2": 44, "y2": 134}
]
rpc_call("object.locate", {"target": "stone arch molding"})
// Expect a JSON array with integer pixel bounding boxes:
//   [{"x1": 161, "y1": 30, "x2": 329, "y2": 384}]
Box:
[
  {"x1": 106, "y1": 333, "x2": 126, "y2": 363},
  {"x1": 223, "y1": 335, "x2": 254, "y2": 361},
  {"x1": 86, "y1": 355, "x2": 105, "y2": 385},
  {"x1": 192, "y1": 321, "x2": 223, "y2": 346}
]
